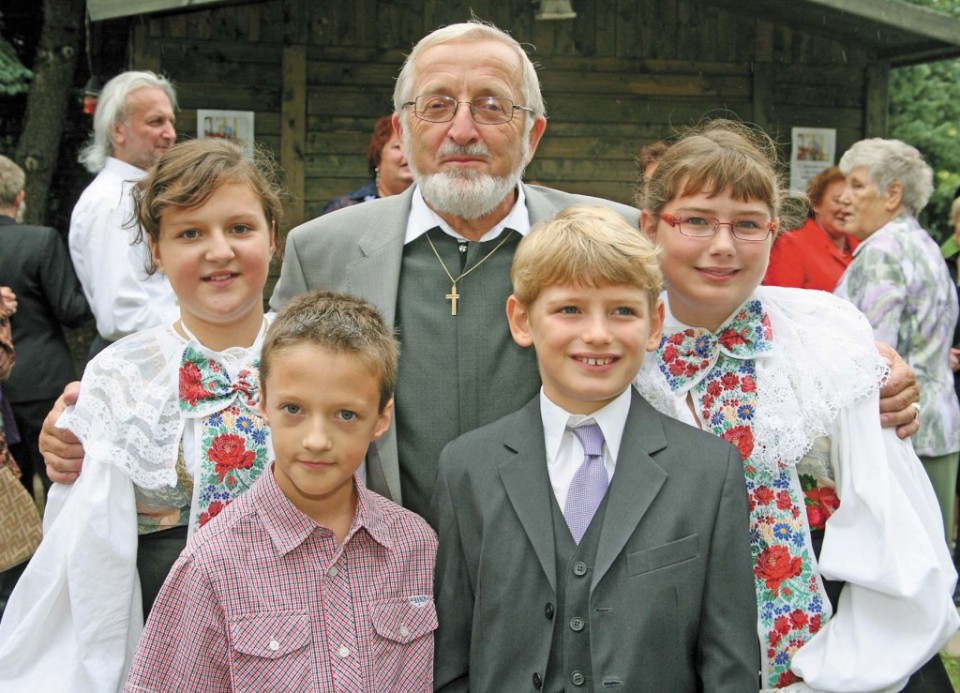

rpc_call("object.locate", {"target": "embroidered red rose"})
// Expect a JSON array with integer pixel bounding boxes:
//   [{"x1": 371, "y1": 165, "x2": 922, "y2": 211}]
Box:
[
  {"x1": 668, "y1": 360, "x2": 688, "y2": 377},
  {"x1": 775, "y1": 490, "x2": 793, "y2": 510},
  {"x1": 720, "y1": 372, "x2": 740, "y2": 390},
  {"x1": 180, "y1": 361, "x2": 212, "y2": 406},
  {"x1": 768, "y1": 630, "x2": 781, "y2": 648},
  {"x1": 198, "y1": 499, "x2": 230, "y2": 527},
  {"x1": 740, "y1": 375, "x2": 757, "y2": 392},
  {"x1": 754, "y1": 485, "x2": 775, "y2": 506},
  {"x1": 668, "y1": 332, "x2": 686, "y2": 345},
  {"x1": 662, "y1": 345, "x2": 679, "y2": 363},
  {"x1": 755, "y1": 545, "x2": 803, "y2": 593},
  {"x1": 810, "y1": 614, "x2": 822, "y2": 634},
  {"x1": 722, "y1": 424, "x2": 754, "y2": 460},
  {"x1": 789, "y1": 609, "x2": 809, "y2": 630},
  {"x1": 718, "y1": 328, "x2": 747, "y2": 350},
  {"x1": 207, "y1": 434, "x2": 256, "y2": 481},
  {"x1": 706, "y1": 381, "x2": 722, "y2": 397},
  {"x1": 774, "y1": 615, "x2": 791, "y2": 635},
  {"x1": 777, "y1": 671, "x2": 801, "y2": 687}
]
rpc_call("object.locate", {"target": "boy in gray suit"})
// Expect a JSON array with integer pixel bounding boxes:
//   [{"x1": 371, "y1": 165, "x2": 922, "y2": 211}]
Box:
[{"x1": 433, "y1": 205, "x2": 758, "y2": 692}]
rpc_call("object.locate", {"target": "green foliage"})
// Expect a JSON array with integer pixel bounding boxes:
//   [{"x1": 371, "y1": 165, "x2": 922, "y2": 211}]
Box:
[
  {"x1": 892, "y1": 0, "x2": 960, "y2": 242},
  {"x1": 0, "y1": 35, "x2": 32, "y2": 95}
]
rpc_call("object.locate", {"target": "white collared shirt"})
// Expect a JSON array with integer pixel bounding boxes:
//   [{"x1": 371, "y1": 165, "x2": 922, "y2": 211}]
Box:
[
  {"x1": 403, "y1": 184, "x2": 530, "y2": 245},
  {"x1": 539, "y1": 386, "x2": 631, "y2": 510},
  {"x1": 69, "y1": 157, "x2": 179, "y2": 341}
]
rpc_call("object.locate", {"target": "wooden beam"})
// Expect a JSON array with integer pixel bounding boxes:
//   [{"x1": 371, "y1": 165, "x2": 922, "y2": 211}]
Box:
[
  {"x1": 281, "y1": 44, "x2": 307, "y2": 229},
  {"x1": 864, "y1": 62, "x2": 889, "y2": 138}
]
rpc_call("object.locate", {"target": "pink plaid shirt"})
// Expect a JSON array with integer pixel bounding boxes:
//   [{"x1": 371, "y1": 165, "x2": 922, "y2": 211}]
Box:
[{"x1": 124, "y1": 467, "x2": 437, "y2": 692}]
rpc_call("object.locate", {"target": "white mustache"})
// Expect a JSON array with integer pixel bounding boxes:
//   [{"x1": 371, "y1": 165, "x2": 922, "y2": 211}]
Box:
[{"x1": 437, "y1": 143, "x2": 490, "y2": 158}]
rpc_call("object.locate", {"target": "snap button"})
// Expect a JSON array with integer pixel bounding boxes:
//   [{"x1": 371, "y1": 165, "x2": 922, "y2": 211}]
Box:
[
  {"x1": 338, "y1": 645, "x2": 350, "y2": 657},
  {"x1": 268, "y1": 639, "x2": 280, "y2": 651},
  {"x1": 399, "y1": 625, "x2": 410, "y2": 637},
  {"x1": 327, "y1": 566, "x2": 339, "y2": 578}
]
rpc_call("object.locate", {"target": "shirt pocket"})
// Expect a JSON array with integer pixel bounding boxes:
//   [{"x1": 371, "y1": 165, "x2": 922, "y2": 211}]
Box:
[
  {"x1": 229, "y1": 611, "x2": 313, "y2": 690},
  {"x1": 369, "y1": 597, "x2": 437, "y2": 691}
]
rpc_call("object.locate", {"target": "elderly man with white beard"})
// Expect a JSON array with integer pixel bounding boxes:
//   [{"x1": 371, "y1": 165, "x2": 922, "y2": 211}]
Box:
[{"x1": 268, "y1": 20, "x2": 639, "y2": 520}]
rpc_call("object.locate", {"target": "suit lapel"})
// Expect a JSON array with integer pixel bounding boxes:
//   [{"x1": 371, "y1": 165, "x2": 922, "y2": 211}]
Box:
[
  {"x1": 593, "y1": 389, "x2": 669, "y2": 590},
  {"x1": 499, "y1": 398, "x2": 558, "y2": 593},
  {"x1": 347, "y1": 187, "x2": 415, "y2": 327}
]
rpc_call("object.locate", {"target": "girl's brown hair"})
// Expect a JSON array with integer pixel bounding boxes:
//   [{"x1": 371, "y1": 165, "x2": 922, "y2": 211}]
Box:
[
  {"x1": 640, "y1": 120, "x2": 796, "y2": 226},
  {"x1": 132, "y1": 138, "x2": 286, "y2": 273}
]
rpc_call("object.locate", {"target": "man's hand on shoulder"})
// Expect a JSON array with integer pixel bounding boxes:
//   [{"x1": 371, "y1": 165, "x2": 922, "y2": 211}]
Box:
[
  {"x1": 876, "y1": 342, "x2": 920, "y2": 440},
  {"x1": 41, "y1": 381, "x2": 85, "y2": 484}
]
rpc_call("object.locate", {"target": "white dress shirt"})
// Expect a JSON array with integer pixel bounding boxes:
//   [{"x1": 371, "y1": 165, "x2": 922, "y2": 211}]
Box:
[
  {"x1": 69, "y1": 157, "x2": 179, "y2": 341},
  {"x1": 539, "y1": 386, "x2": 631, "y2": 510}
]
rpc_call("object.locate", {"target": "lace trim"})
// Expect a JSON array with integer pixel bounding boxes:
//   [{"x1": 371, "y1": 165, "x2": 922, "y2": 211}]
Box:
[{"x1": 637, "y1": 287, "x2": 888, "y2": 471}]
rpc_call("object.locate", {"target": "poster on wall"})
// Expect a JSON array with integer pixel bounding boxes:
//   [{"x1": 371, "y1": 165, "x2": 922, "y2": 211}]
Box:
[
  {"x1": 197, "y1": 109, "x2": 255, "y2": 156},
  {"x1": 790, "y1": 127, "x2": 836, "y2": 193}
]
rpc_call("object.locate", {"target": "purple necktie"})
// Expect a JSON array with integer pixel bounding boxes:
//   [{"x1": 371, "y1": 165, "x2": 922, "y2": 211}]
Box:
[{"x1": 564, "y1": 423, "x2": 609, "y2": 544}]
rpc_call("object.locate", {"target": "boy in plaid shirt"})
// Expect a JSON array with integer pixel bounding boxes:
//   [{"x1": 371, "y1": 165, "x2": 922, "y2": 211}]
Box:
[{"x1": 125, "y1": 291, "x2": 437, "y2": 692}]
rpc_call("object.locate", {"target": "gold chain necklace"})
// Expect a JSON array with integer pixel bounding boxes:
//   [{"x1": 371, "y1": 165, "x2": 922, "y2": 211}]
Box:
[{"x1": 425, "y1": 230, "x2": 513, "y2": 316}]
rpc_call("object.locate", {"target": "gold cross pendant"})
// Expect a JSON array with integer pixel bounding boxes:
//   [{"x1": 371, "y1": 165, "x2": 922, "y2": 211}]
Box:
[{"x1": 446, "y1": 283, "x2": 460, "y2": 316}]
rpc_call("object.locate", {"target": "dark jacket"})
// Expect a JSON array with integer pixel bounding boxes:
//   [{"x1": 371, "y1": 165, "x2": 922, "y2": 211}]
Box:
[{"x1": 0, "y1": 215, "x2": 90, "y2": 402}]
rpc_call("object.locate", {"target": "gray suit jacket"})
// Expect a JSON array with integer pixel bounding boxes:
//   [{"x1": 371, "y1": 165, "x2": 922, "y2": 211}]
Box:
[
  {"x1": 433, "y1": 391, "x2": 759, "y2": 692},
  {"x1": 270, "y1": 184, "x2": 639, "y2": 504}
]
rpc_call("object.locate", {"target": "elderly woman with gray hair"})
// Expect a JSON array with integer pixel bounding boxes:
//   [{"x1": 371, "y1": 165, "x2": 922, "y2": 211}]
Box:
[{"x1": 835, "y1": 139, "x2": 960, "y2": 554}]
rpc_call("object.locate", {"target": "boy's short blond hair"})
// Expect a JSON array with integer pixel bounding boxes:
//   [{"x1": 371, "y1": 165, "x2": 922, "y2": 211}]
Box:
[
  {"x1": 511, "y1": 204, "x2": 662, "y2": 307},
  {"x1": 261, "y1": 290, "x2": 398, "y2": 412}
]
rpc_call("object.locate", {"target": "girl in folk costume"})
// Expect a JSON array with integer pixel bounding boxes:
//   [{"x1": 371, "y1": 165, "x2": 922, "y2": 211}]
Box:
[
  {"x1": 0, "y1": 139, "x2": 282, "y2": 692},
  {"x1": 635, "y1": 121, "x2": 958, "y2": 692}
]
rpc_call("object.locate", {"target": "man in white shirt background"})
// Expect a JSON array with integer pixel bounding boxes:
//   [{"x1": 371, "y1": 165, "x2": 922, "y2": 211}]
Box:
[{"x1": 70, "y1": 71, "x2": 179, "y2": 357}]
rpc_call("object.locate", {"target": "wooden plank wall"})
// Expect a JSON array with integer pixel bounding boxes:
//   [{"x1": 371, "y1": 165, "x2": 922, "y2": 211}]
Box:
[{"x1": 133, "y1": 0, "x2": 874, "y2": 232}]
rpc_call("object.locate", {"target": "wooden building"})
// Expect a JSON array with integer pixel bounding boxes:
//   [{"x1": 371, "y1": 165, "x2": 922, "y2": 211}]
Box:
[{"x1": 87, "y1": 0, "x2": 960, "y2": 230}]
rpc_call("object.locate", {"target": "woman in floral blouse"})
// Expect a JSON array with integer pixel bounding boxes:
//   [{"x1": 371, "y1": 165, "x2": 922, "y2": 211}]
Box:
[
  {"x1": 834, "y1": 139, "x2": 960, "y2": 547},
  {"x1": 636, "y1": 121, "x2": 957, "y2": 691}
]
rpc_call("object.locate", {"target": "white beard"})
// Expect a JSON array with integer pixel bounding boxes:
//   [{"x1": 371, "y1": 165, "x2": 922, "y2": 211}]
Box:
[
  {"x1": 404, "y1": 135, "x2": 530, "y2": 220},
  {"x1": 416, "y1": 168, "x2": 520, "y2": 220}
]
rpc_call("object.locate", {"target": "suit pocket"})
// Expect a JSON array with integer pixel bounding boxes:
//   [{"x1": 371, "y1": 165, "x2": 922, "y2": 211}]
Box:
[{"x1": 626, "y1": 534, "x2": 699, "y2": 577}]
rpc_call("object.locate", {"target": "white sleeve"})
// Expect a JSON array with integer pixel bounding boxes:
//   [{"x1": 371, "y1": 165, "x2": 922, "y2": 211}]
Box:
[
  {"x1": 80, "y1": 196, "x2": 178, "y2": 342},
  {"x1": 789, "y1": 395, "x2": 959, "y2": 692},
  {"x1": 0, "y1": 449, "x2": 142, "y2": 693}
]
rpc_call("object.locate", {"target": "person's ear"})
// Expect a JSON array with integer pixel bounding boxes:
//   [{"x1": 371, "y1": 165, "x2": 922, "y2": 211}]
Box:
[
  {"x1": 885, "y1": 182, "x2": 904, "y2": 212},
  {"x1": 640, "y1": 209, "x2": 658, "y2": 242},
  {"x1": 646, "y1": 299, "x2": 665, "y2": 352},
  {"x1": 372, "y1": 398, "x2": 394, "y2": 441},
  {"x1": 506, "y1": 294, "x2": 534, "y2": 347},
  {"x1": 257, "y1": 388, "x2": 270, "y2": 425},
  {"x1": 391, "y1": 113, "x2": 403, "y2": 143},
  {"x1": 525, "y1": 116, "x2": 548, "y2": 164},
  {"x1": 149, "y1": 235, "x2": 164, "y2": 274}
]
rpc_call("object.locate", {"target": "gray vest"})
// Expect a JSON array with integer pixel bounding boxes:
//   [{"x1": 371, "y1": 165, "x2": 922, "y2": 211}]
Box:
[
  {"x1": 544, "y1": 494, "x2": 610, "y2": 692},
  {"x1": 394, "y1": 229, "x2": 540, "y2": 519}
]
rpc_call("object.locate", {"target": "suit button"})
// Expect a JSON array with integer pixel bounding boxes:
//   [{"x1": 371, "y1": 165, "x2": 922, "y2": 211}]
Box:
[
  {"x1": 532, "y1": 672, "x2": 543, "y2": 689},
  {"x1": 571, "y1": 670, "x2": 585, "y2": 686},
  {"x1": 572, "y1": 561, "x2": 588, "y2": 576},
  {"x1": 544, "y1": 603, "x2": 555, "y2": 619},
  {"x1": 570, "y1": 616, "x2": 584, "y2": 632}
]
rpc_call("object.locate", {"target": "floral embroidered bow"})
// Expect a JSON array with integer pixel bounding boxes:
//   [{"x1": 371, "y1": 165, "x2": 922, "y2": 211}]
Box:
[
  {"x1": 657, "y1": 299, "x2": 774, "y2": 392},
  {"x1": 178, "y1": 344, "x2": 260, "y2": 417}
]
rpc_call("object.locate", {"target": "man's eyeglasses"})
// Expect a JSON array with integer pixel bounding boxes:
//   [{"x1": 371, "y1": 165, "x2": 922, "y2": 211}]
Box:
[
  {"x1": 403, "y1": 95, "x2": 534, "y2": 125},
  {"x1": 659, "y1": 213, "x2": 777, "y2": 242}
]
